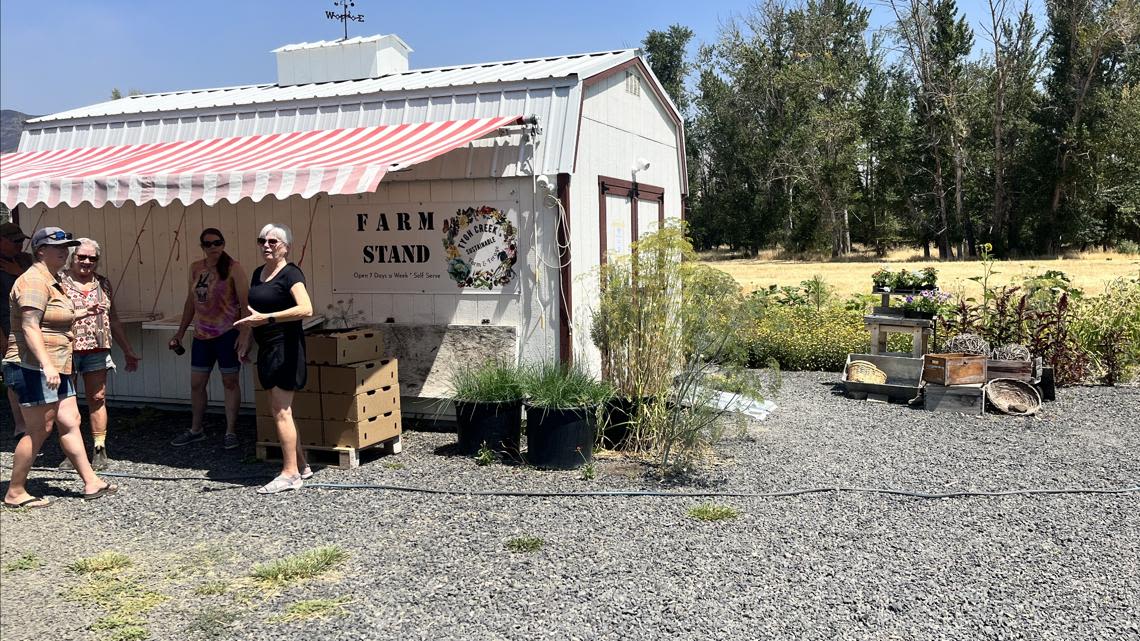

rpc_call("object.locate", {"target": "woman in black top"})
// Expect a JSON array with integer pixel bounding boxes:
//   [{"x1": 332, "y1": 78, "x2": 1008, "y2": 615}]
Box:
[{"x1": 234, "y1": 223, "x2": 313, "y2": 495}]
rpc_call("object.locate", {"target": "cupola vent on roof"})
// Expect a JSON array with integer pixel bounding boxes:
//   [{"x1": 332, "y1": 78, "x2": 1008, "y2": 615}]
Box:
[{"x1": 271, "y1": 34, "x2": 413, "y2": 86}]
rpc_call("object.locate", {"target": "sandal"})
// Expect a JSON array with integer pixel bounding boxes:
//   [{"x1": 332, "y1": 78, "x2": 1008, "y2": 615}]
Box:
[
  {"x1": 82, "y1": 484, "x2": 118, "y2": 501},
  {"x1": 257, "y1": 474, "x2": 303, "y2": 495},
  {"x1": 3, "y1": 496, "x2": 52, "y2": 509}
]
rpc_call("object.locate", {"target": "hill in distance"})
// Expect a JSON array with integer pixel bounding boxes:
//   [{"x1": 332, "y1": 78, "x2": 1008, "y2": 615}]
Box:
[{"x1": 1, "y1": 109, "x2": 37, "y2": 153}]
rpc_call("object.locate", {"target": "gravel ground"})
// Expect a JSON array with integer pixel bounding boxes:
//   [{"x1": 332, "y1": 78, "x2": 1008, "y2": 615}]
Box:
[{"x1": 1, "y1": 371, "x2": 1137, "y2": 641}]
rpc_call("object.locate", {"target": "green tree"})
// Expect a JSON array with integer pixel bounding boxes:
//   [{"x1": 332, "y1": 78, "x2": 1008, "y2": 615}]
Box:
[
  {"x1": 1039, "y1": 0, "x2": 1140, "y2": 252},
  {"x1": 642, "y1": 25, "x2": 694, "y2": 115}
]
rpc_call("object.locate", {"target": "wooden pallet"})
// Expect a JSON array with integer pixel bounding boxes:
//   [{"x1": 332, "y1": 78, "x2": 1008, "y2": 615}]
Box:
[{"x1": 255, "y1": 435, "x2": 402, "y2": 470}]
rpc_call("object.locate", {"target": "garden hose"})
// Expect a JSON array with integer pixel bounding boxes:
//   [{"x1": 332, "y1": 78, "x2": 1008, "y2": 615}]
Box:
[{"x1": 16, "y1": 466, "x2": 1140, "y2": 501}]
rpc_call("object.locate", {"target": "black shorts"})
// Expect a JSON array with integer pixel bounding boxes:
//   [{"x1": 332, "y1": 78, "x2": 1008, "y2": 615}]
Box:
[
  {"x1": 191, "y1": 329, "x2": 241, "y2": 374},
  {"x1": 256, "y1": 335, "x2": 307, "y2": 391}
]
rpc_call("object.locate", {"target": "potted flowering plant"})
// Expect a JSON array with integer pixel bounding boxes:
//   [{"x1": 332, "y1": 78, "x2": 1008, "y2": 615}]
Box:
[
  {"x1": 920, "y1": 267, "x2": 938, "y2": 289},
  {"x1": 872, "y1": 267, "x2": 893, "y2": 292},
  {"x1": 901, "y1": 289, "x2": 950, "y2": 319}
]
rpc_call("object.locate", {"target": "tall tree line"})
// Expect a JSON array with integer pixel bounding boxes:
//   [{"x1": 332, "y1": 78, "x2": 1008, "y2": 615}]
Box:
[{"x1": 642, "y1": 0, "x2": 1140, "y2": 257}]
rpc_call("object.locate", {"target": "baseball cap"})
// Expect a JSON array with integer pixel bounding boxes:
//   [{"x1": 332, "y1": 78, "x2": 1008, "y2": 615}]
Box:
[
  {"x1": 31, "y1": 226, "x2": 81, "y2": 249},
  {"x1": 0, "y1": 222, "x2": 27, "y2": 242}
]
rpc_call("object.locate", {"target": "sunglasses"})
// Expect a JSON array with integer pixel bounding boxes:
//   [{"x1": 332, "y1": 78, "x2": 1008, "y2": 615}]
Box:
[
  {"x1": 41, "y1": 231, "x2": 73, "y2": 241},
  {"x1": 201, "y1": 239, "x2": 225, "y2": 248},
  {"x1": 256, "y1": 237, "x2": 282, "y2": 247},
  {"x1": 75, "y1": 254, "x2": 100, "y2": 263}
]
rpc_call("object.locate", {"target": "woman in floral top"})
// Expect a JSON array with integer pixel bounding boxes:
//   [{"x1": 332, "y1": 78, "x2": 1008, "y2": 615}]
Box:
[{"x1": 62, "y1": 238, "x2": 141, "y2": 470}]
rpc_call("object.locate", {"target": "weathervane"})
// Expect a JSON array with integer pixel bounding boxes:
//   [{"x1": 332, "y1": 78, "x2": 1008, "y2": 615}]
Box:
[{"x1": 326, "y1": 0, "x2": 365, "y2": 41}]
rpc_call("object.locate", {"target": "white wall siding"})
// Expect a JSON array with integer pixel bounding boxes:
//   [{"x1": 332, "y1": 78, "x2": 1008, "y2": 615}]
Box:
[
  {"x1": 21, "y1": 175, "x2": 559, "y2": 406},
  {"x1": 568, "y1": 67, "x2": 685, "y2": 373}
]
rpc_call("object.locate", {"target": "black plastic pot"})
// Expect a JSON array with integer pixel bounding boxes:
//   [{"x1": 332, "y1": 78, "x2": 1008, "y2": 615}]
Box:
[
  {"x1": 524, "y1": 403, "x2": 598, "y2": 469},
  {"x1": 602, "y1": 397, "x2": 636, "y2": 449},
  {"x1": 454, "y1": 399, "x2": 522, "y2": 457},
  {"x1": 903, "y1": 310, "x2": 935, "y2": 320}
]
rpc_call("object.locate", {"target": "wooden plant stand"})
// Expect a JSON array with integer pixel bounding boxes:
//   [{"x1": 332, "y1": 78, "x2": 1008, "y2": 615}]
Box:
[
  {"x1": 255, "y1": 435, "x2": 402, "y2": 470},
  {"x1": 864, "y1": 315, "x2": 933, "y2": 358}
]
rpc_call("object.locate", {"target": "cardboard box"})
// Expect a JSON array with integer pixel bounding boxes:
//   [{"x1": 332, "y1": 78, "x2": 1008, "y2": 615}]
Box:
[
  {"x1": 255, "y1": 378, "x2": 321, "y2": 417},
  {"x1": 255, "y1": 416, "x2": 324, "y2": 445},
  {"x1": 255, "y1": 390, "x2": 272, "y2": 417},
  {"x1": 324, "y1": 411, "x2": 402, "y2": 449},
  {"x1": 306, "y1": 328, "x2": 384, "y2": 365},
  {"x1": 291, "y1": 392, "x2": 324, "y2": 420},
  {"x1": 321, "y1": 385, "x2": 400, "y2": 422},
  {"x1": 320, "y1": 358, "x2": 399, "y2": 396},
  {"x1": 254, "y1": 365, "x2": 321, "y2": 392}
]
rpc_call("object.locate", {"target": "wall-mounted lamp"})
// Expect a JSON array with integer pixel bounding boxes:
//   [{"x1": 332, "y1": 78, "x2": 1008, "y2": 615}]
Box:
[{"x1": 632, "y1": 157, "x2": 651, "y2": 180}]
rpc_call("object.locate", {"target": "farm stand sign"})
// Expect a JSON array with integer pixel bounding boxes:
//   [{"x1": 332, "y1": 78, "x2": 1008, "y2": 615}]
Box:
[{"x1": 331, "y1": 202, "x2": 520, "y2": 294}]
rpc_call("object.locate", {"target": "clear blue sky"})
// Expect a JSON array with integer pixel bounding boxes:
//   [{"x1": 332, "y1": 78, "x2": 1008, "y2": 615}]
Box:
[{"x1": 1, "y1": 0, "x2": 1041, "y2": 117}]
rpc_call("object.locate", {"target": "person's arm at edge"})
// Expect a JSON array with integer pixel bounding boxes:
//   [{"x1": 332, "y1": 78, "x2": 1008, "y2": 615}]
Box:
[{"x1": 170, "y1": 263, "x2": 198, "y2": 348}]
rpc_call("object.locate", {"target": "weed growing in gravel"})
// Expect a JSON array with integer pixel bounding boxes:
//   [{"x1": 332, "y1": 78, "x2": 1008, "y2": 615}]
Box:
[
  {"x1": 250, "y1": 546, "x2": 348, "y2": 586},
  {"x1": 271, "y1": 597, "x2": 353, "y2": 622},
  {"x1": 107, "y1": 627, "x2": 148, "y2": 641},
  {"x1": 475, "y1": 442, "x2": 495, "y2": 466},
  {"x1": 2, "y1": 552, "x2": 42, "y2": 572},
  {"x1": 68, "y1": 551, "x2": 132, "y2": 574},
  {"x1": 90, "y1": 614, "x2": 146, "y2": 630},
  {"x1": 193, "y1": 580, "x2": 230, "y2": 596},
  {"x1": 688, "y1": 504, "x2": 740, "y2": 522},
  {"x1": 66, "y1": 574, "x2": 167, "y2": 641},
  {"x1": 184, "y1": 606, "x2": 239, "y2": 639},
  {"x1": 580, "y1": 460, "x2": 597, "y2": 480},
  {"x1": 67, "y1": 576, "x2": 167, "y2": 615},
  {"x1": 166, "y1": 545, "x2": 232, "y2": 581},
  {"x1": 385, "y1": 462, "x2": 406, "y2": 470},
  {"x1": 505, "y1": 536, "x2": 544, "y2": 553}
]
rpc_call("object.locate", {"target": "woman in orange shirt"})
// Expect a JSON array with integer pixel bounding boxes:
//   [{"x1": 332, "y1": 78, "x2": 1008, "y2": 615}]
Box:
[{"x1": 3, "y1": 227, "x2": 117, "y2": 508}]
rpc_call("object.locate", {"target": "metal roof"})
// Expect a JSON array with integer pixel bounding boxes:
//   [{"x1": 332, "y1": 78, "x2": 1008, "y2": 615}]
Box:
[
  {"x1": 17, "y1": 48, "x2": 675, "y2": 179},
  {"x1": 271, "y1": 34, "x2": 413, "y2": 53},
  {"x1": 28, "y1": 49, "x2": 639, "y2": 124}
]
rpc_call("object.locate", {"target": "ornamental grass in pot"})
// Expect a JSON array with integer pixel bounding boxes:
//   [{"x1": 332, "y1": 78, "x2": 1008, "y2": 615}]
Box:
[
  {"x1": 449, "y1": 360, "x2": 525, "y2": 458},
  {"x1": 522, "y1": 363, "x2": 613, "y2": 470},
  {"x1": 590, "y1": 226, "x2": 687, "y2": 450}
]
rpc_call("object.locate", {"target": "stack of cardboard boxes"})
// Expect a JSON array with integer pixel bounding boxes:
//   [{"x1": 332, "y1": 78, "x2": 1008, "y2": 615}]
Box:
[{"x1": 255, "y1": 328, "x2": 401, "y2": 452}]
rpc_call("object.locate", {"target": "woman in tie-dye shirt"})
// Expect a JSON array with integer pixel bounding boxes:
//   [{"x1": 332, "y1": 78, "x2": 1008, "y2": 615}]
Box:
[{"x1": 168, "y1": 228, "x2": 249, "y2": 450}]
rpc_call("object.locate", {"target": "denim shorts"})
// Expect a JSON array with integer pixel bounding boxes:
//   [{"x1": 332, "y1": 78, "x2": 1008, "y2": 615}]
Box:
[
  {"x1": 191, "y1": 328, "x2": 241, "y2": 375},
  {"x1": 73, "y1": 350, "x2": 117, "y2": 374},
  {"x1": 2, "y1": 363, "x2": 77, "y2": 407}
]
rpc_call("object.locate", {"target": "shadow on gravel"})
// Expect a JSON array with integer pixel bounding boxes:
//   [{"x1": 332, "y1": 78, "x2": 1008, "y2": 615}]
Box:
[{"x1": 0, "y1": 405, "x2": 273, "y2": 488}]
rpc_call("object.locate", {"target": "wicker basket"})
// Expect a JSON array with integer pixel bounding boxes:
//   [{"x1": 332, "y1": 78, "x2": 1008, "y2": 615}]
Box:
[
  {"x1": 985, "y1": 378, "x2": 1042, "y2": 416},
  {"x1": 846, "y1": 360, "x2": 888, "y2": 385}
]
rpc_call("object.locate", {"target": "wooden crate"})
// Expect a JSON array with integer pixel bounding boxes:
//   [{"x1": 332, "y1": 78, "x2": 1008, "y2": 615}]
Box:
[
  {"x1": 924, "y1": 383, "x2": 985, "y2": 414},
  {"x1": 923, "y1": 353, "x2": 987, "y2": 385},
  {"x1": 986, "y1": 357, "x2": 1042, "y2": 382},
  {"x1": 842, "y1": 353, "x2": 923, "y2": 402}
]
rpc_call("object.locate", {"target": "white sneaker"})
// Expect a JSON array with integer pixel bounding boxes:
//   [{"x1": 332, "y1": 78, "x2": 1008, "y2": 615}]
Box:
[
  {"x1": 300, "y1": 465, "x2": 313, "y2": 480},
  {"x1": 256, "y1": 474, "x2": 303, "y2": 495}
]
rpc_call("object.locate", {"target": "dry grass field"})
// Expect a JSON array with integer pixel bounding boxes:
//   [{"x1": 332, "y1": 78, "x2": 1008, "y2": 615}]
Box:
[{"x1": 702, "y1": 247, "x2": 1140, "y2": 298}]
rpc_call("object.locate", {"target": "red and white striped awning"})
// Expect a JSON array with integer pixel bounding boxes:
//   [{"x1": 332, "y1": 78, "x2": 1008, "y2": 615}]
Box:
[{"x1": 1, "y1": 115, "x2": 523, "y2": 209}]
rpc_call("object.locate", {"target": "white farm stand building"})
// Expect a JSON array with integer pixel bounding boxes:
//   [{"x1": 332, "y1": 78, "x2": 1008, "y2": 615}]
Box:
[{"x1": 2, "y1": 36, "x2": 687, "y2": 412}]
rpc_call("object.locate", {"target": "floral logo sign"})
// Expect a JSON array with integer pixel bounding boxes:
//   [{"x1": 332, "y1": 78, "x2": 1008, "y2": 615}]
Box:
[{"x1": 441, "y1": 206, "x2": 518, "y2": 289}]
